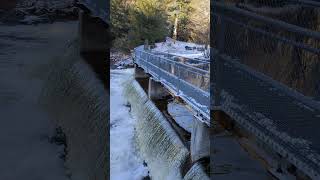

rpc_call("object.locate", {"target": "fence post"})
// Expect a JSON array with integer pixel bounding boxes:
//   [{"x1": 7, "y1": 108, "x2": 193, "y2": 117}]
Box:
[
  {"x1": 178, "y1": 65, "x2": 181, "y2": 95},
  {"x1": 214, "y1": 0, "x2": 226, "y2": 109},
  {"x1": 158, "y1": 56, "x2": 161, "y2": 80},
  {"x1": 211, "y1": 1, "x2": 226, "y2": 178}
]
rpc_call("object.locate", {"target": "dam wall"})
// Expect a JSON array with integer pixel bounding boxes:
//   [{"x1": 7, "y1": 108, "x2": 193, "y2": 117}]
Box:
[
  {"x1": 124, "y1": 78, "x2": 210, "y2": 179},
  {"x1": 40, "y1": 40, "x2": 108, "y2": 180}
]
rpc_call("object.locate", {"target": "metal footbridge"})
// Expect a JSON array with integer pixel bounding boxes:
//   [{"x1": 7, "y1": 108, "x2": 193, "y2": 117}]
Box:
[
  {"x1": 134, "y1": 46, "x2": 210, "y2": 125},
  {"x1": 213, "y1": 1, "x2": 320, "y2": 179},
  {"x1": 79, "y1": 0, "x2": 320, "y2": 178}
]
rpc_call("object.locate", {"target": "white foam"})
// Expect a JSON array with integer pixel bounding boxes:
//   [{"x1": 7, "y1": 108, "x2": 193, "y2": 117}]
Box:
[{"x1": 110, "y1": 69, "x2": 149, "y2": 180}]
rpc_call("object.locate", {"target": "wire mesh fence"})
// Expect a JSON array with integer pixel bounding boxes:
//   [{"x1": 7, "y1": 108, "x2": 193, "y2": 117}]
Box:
[
  {"x1": 212, "y1": 0, "x2": 320, "y2": 179},
  {"x1": 212, "y1": 0, "x2": 320, "y2": 99}
]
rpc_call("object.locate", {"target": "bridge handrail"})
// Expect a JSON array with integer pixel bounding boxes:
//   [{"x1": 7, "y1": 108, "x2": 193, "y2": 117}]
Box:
[
  {"x1": 135, "y1": 49, "x2": 210, "y2": 79},
  {"x1": 213, "y1": 1, "x2": 320, "y2": 40},
  {"x1": 213, "y1": 2, "x2": 320, "y2": 179},
  {"x1": 134, "y1": 47, "x2": 210, "y2": 123},
  {"x1": 152, "y1": 50, "x2": 210, "y2": 64}
]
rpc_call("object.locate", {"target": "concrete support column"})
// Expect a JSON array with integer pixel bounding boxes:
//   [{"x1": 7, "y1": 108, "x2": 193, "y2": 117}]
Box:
[
  {"x1": 79, "y1": 10, "x2": 110, "y2": 53},
  {"x1": 134, "y1": 65, "x2": 149, "y2": 79},
  {"x1": 148, "y1": 78, "x2": 170, "y2": 100},
  {"x1": 78, "y1": 9, "x2": 110, "y2": 90},
  {"x1": 191, "y1": 119, "x2": 210, "y2": 162}
]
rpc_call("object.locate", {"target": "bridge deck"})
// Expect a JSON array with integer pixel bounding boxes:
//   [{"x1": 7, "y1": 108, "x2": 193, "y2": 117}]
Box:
[
  {"x1": 218, "y1": 55, "x2": 320, "y2": 178},
  {"x1": 134, "y1": 46, "x2": 210, "y2": 125}
]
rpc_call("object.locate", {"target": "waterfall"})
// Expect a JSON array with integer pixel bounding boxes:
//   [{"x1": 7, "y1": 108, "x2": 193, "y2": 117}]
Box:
[
  {"x1": 39, "y1": 40, "x2": 108, "y2": 180},
  {"x1": 124, "y1": 79, "x2": 190, "y2": 180},
  {"x1": 38, "y1": 38, "x2": 209, "y2": 180},
  {"x1": 183, "y1": 162, "x2": 210, "y2": 180}
]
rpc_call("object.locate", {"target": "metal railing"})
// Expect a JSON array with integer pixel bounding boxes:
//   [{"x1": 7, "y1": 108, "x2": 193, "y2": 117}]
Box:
[
  {"x1": 212, "y1": 1, "x2": 320, "y2": 179},
  {"x1": 134, "y1": 47, "x2": 210, "y2": 124}
]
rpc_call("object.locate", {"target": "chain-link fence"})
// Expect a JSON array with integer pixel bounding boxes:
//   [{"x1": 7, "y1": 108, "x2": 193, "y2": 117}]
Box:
[{"x1": 212, "y1": 0, "x2": 320, "y2": 179}]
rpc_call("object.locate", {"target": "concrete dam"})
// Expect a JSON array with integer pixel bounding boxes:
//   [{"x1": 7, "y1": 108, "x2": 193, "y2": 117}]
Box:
[
  {"x1": 119, "y1": 45, "x2": 211, "y2": 179},
  {"x1": 39, "y1": 3, "x2": 110, "y2": 179}
]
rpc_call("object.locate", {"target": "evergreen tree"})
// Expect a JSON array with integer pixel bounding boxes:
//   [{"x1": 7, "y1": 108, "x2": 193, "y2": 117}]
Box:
[
  {"x1": 111, "y1": 0, "x2": 134, "y2": 52},
  {"x1": 111, "y1": 0, "x2": 210, "y2": 51},
  {"x1": 175, "y1": 0, "x2": 193, "y2": 41},
  {"x1": 128, "y1": 0, "x2": 169, "y2": 47},
  {"x1": 111, "y1": 0, "x2": 130, "y2": 38}
]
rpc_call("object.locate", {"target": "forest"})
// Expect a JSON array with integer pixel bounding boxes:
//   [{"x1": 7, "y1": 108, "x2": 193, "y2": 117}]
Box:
[{"x1": 111, "y1": 0, "x2": 210, "y2": 53}]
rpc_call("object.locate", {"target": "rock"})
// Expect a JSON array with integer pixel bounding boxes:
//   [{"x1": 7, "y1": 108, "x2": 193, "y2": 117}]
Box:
[
  {"x1": 196, "y1": 47, "x2": 205, "y2": 51},
  {"x1": 185, "y1": 46, "x2": 193, "y2": 50},
  {"x1": 142, "y1": 175, "x2": 151, "y2": 180},
  {"x1": 1, "y1": 0, "x2": 78, "y2": 24}
]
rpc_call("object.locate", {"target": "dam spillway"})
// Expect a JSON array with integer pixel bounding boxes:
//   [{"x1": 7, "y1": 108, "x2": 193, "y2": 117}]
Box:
[
  {"x1": 40, "y1": 40, "x2": 108, "y2": 180},
  {"x1": 123, "y1": 76, "x2": 210, "y2": 180},
  {"x1": 124, "y1": 79, "x2": 189, "y2": 179}
]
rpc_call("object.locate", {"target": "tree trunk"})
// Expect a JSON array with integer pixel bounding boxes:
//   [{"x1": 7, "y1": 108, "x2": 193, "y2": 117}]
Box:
[{"x1": 173, "y1": 15, "x2": 178, "y2": 43}]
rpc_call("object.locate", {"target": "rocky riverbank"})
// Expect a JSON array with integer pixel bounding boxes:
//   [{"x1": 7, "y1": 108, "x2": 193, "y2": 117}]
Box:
[
  {"x1": 111, "y1": 50, "x2": 134, "y2": 69},
  {"x1": 0, "y1": 0, "x2": 78, "y2": 25}
]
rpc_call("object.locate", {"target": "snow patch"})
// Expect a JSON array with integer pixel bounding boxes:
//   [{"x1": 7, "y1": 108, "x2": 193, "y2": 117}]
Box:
[{"x1": 152, "y1": 37, "x2": 209, "y2": 59}]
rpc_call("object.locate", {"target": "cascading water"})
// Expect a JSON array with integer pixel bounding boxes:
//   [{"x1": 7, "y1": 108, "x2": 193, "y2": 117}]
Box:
[
  {"x1": 124, "y1": 79, "x2": 190, "y2": 180},
  {"x1": 183, "y1": 162, "x2": 210, "y2": 180},
  {"x1": 40, "y1": 40, "x2": 108, "y2": 180},
  {"x1": 38, "y1": 37, "x2": 209, "y2": 179}
]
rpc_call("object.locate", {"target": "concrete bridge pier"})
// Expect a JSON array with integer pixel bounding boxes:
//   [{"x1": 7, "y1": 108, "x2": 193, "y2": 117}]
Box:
[
  {"x1": 148, "y1": 78, "x2": 170, "y2": 100},
  {"x1": 134, "y1": 65, "x2": 150, "y2": 92},
  {"x1": 78, "y1": 9, "x2": 110, "y2": 89},
  {"x1": 191, "y1": 119, "x2": 210, "y2": 163},
  {"x1": 134, "y1": 65, "x2": 149, "y2": 79},
  {"x1": 79, "y1": 9, "x2": 110, "y2": 53}
]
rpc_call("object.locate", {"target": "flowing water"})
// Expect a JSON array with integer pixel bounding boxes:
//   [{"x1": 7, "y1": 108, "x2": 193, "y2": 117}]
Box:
[
  {"x1": 124, "y1": 79, "x2": 190, "y2": 180},
  {"x1": 0, "y1": 20, "x2": 209, "y2": 180},
  {"x1": 110, "y1": 69, "x2": 149, "y2": 180},
  {"x1": 38, "y1": 35, "x2": 208, "y2": 180},
  {"x1": 183, "y1": 162, "x2": 210, "y2": 180},
  {"x1": 40, "y1": 39, "x2": 108, "y2": 180},
  {"x1": 0, "y1": 21, "x2": 78, "y2": 179}
]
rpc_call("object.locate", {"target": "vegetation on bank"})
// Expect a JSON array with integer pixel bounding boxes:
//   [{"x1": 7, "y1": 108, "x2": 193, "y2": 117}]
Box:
[{"x1": 111, "y1": 0, "x2": 210, "y2": 53}]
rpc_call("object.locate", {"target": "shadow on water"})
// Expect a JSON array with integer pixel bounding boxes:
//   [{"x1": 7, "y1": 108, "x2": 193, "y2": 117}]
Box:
[{"x1": 40, "y1": 39, "x2": 109, "y2": 180}]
